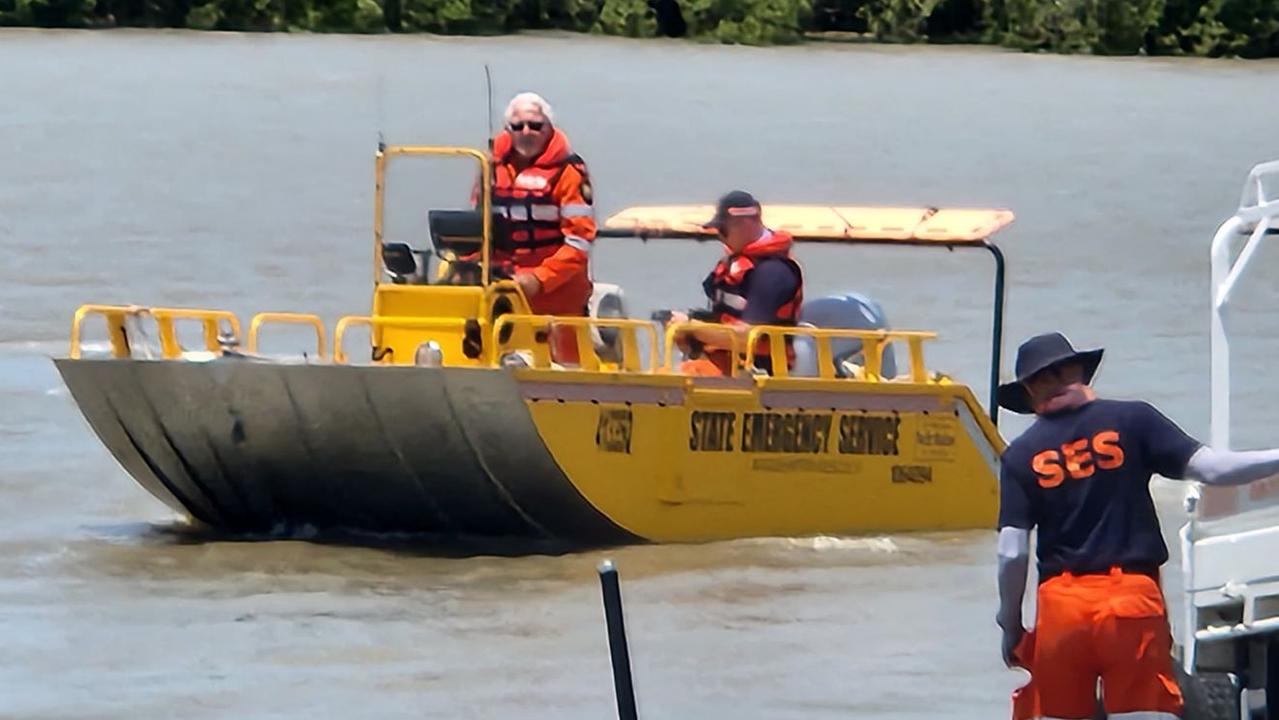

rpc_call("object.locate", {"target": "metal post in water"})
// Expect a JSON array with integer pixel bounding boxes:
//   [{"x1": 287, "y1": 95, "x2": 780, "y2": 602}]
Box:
[
  {"x1": 984, "y1": 241, "x2": 1007, "y2": 426},
  {"x1": 597, "y1": 560, "x2": 638, "y2": 720}
]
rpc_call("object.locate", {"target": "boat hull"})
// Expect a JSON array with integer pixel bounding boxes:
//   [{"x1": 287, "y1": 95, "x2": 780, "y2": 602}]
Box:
[
  {"x1": 55, "y1": 358, "x2": 1001, "y2": 546},
  {"x1": 54, "y1": 358, "x2": 639, "y2": 545}
]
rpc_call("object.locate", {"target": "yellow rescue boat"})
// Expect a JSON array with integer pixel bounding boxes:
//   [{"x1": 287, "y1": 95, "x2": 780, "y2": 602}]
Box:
[{"x1": 55, "y1": 146, "x2": 1012, "y2": 546}]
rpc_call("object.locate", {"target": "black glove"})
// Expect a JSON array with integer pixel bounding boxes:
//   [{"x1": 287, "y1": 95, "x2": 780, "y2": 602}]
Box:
[{"x1": 999, "y1": 621, "x2": 1026, "y2": 669}]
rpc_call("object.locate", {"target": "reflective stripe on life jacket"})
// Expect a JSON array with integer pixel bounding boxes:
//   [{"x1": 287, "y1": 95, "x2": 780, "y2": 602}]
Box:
[{"x1": 491, "y1": 129, "x2": 594, "y2": 253}]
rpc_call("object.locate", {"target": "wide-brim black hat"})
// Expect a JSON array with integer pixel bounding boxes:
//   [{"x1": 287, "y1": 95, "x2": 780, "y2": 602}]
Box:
[{"x1": 996, "y1": 332, "x2": 1104, "y2": 414}]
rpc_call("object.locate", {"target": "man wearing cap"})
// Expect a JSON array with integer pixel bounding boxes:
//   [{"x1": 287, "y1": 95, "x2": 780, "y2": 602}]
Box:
[
  {"x1": 670, "y1": 191, "x2": 804, "y2": 376},
  {"x1": 995, "y1": 332, "x2": 1279, "y2": 719}
]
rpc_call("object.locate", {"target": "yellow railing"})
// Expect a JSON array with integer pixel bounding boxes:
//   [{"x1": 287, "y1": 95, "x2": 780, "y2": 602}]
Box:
[
  {"x1": 70, "y1": 305, "x2": 943, "y2": 384},
  {"x1": 248, "y1": 312, "x2": 327, "y2": 358},
  {"x1": 70, "y1": 304, "x2": 137, "y2": 359},
  {"x1": 662, "y1": 321, "x2": 745, "y2": 377},
  {"x1": 70, "y1": 304, "x2": 242, "y2": 360},
  {"x1": 744, "y1": 326, "x2": 937, "y2": 381},
  {"x1": 333, "y1": 315, "x2": 471, "y2": 364},
  {"x1": 491, "y1": 315, "x2": 660, "y2": 372},
  {"x1": 149, "y1": 308, "x2": 242, "y2": 359}
]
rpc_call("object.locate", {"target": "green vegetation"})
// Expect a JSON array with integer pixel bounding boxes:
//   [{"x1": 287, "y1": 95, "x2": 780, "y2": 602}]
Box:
[{"x1": 2, "y1": 0, "x2": 1275, "y2": 56}]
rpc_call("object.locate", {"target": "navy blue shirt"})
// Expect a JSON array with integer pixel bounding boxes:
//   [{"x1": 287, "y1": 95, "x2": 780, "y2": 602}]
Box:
[
  {"x1": 998, "y1": 399, "x2": 1202, "y2": 575},
  {"x1": 740, "y1": 258, "x2": 801, "y2": 324}
]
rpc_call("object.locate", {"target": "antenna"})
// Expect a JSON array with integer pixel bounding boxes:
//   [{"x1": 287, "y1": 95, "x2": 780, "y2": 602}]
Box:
[
  {"x1": 376, "y1": 73, "x2": 386, "y2": 150},
  {"x1": 484, "y1": 63, "x2": 495, "y2": 150}
]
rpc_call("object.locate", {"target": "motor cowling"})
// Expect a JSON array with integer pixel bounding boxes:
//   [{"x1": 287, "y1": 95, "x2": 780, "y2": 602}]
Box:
[{"x1": 791, "y1": 293, "x2": 897, "y2": 379}]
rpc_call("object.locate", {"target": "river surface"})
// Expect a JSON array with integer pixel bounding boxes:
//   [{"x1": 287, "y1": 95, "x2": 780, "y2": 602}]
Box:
[{"x1": 2, "y1": 29, "x2": 1279, "y2": 719}]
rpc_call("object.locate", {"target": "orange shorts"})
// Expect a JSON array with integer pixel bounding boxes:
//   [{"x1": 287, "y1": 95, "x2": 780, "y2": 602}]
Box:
[
  {"x1": 679, "y1": 355, "x2": 728, "y2": 376},
  {"x1": 527, "y1": 272, "x2": 591, "y2": 366},
  {"x1": 549, "y1": 326, "x2": 582, "y2": 365},
  {"x1": 1011, "y1": 569, "x2": 1183, "y2": 719},
  {"x1": 677, "y1": 350, "x2": 748, "y2": 377}
]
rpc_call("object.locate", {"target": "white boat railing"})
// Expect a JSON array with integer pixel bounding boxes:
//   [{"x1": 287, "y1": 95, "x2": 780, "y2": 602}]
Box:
[
  {"x1": 1211, "y1": 159, "x2": 1279, "y2": 450},
  {"x1": 1184, "y1": 159, "x2": 1279, "y2": 676}
]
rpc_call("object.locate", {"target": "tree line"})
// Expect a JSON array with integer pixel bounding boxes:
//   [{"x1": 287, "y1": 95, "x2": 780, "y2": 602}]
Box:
[{"x1": 3, "y1": 0, "x2": 1276, "y2": 57}]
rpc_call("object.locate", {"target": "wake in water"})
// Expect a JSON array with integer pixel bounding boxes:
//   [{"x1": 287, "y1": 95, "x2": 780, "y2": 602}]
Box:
[
  {"x1": 736, "y1": 535, "x2": 901, "y2": 553},
  {"x1": 114, "y1": 518, "x2": 590, "y2": 558},
  {"x1": 0, "y1": 339, "x2": 111, "y2": 355}
]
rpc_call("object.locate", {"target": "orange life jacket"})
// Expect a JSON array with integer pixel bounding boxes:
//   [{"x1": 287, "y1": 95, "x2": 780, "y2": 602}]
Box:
[
  {"x1": 701, "y1": 229, "x2": 804, "y2": 368},
  {"x1": 490, "y1": 129, "x2": 594, "y2": 267}
]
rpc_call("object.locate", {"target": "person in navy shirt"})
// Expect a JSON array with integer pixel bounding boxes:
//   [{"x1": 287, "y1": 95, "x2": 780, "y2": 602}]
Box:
[
  {"x1": 671, "y1": 191, "x2": 804, "y2": 376},
  {"x1": 996, "y1": 332, "x2": 1279, "y2": 719}
]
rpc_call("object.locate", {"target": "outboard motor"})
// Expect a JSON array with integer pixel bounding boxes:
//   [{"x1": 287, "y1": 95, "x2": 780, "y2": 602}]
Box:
[{"x1": 791, "y1": 293, "x2": 897, "y2": 379}]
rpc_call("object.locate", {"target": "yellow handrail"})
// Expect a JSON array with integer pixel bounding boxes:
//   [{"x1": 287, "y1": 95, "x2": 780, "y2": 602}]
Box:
[
  {"x1": 744, "y1": 326, "x2": 938, "y2": 381},
  {"x1": 491, "y1": 315, "x2": 660, "y2": 372},
  {"x1": 70, "y1": 303, "x2": 941, "y2": 383},
  {"x1": 70, "y1": 304, "x2": 139, "y2": 359},
  {"x1": 248, "y1": 312, "x2": 327, "y2": 358},
  {"x1": 149, "y1": 308, "x2": 242, "y2": 359},
  {"x1": 70, "y1": 304, "x2": 242, "y2": 360},
  {"x1": 333, "y1": 315, "x2": 471, "y2": 364}
]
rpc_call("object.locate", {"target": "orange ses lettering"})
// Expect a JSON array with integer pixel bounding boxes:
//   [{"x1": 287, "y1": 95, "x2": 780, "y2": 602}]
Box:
[
  {"x1": 1031, "y1": 430, "x2": 1124, "y2": 488},
  {"x1": 1032, "y1": 451, "x2": 1065, "y2": 488},
  {"x1": 1062, "y1": 439, "x2": 1095, "y2": 479},
  {"x1": 1093, "y1": 430, "x2": 1124, "y2": 469}
]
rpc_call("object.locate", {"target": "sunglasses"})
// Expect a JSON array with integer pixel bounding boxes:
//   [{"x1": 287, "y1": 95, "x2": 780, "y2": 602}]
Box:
[{"x1": 508, "y1": 121, "x2": 545, "y2": 132}]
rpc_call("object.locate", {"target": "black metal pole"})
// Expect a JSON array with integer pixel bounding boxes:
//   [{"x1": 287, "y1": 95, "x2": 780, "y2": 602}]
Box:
[
  {"x1": 598, "y1": 560, "x2": 638, "y2": 720},
  {"x1": 984, "y1": 241, "x2": 1007, "y2": 427}
]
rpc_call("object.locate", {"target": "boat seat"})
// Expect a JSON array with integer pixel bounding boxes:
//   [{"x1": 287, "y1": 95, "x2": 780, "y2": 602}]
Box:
[
  {"x1": 427, "y1": 209, "x2": 514, "y2": 257},
  {"x1": 381, "y1": 242, "x2": 426, "y2": 284}
]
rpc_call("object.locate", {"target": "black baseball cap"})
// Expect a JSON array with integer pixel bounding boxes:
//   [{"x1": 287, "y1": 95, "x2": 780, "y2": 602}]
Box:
[{"x1": 702, "y1": 190, "x2": 761, "y2": 229}]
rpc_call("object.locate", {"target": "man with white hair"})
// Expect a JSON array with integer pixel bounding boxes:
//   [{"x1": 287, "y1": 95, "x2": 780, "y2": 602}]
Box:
[{"x1": 485, "y1": 91, "x2": 596, "y2": 363}]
